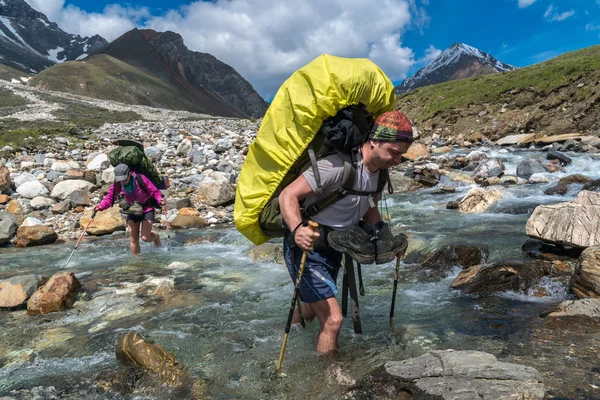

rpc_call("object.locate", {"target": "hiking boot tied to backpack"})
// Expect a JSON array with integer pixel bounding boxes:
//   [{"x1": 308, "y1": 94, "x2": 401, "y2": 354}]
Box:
[{"x1": 328, "y1": 221, "x2": 408, "y2": 264}]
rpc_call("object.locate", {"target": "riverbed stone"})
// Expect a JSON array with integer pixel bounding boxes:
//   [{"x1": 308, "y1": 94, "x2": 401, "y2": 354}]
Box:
[
  {"x1": 546, "y1": 298, "x2": 600, "y2": 317},
  {"x1": 526, "y1": 190, "x2": 600, "y2": 248},
  {"x1": 15, "y1": 180, "x2": 48, "y2": 199},
  {"x1": 451, "y1": 260, "x2": 546, "y2": 295},
  {"x1": 30, "y1": 196, "x2": 55, "y2": 210},
  {"x1": 69, "y1": 190, "x2": 92, "y2": 207},
  {"x1": 27, "y1": 271, "x2": 81, "y2": 315},
  {"x1": 544, "y1": 184, "x2": 568, "y2": 196},
  {"x1": 558, "y1": 174, "x2": 593, "y2": 185},
  {"x1": 403, "y1": 143, "x2": 430, "y2": 160},
  {"x1": 0, "y1": 275, "x2": 47, "y2": 308},
  {"x1": 116, "y1": 331, "x2": 204, "y2": 398},
  {"x1": 516, "y1": 160, "x2": 547, "y2": 179},
  {"x1": 0, "y1": 163, "x2": 11, "y2": 192},
  {"x1": 472, "y1": 158, "x2": 505, "y2": 183},
  {"x1": 170, "y1": 215, "x2": 208, "y2": 229},
  {"x1": 389, "y1": 172, "x2": 424, "y2": 193},
  {"x1": 0, "y1": 211, "x2": 17, "y2": 244},
  {"x1": 15, "y1": 225, "x2": 58, "y2": 247},
  {"x1": 50, "y1": 180, "x2": 94, "y2": 200},
  {"x1": 420, "y1": 243, "x2": 489, "y2": 281},
  {"x1": 458, "y1": 187, "x2": 503, "y2": 213},
  {"x1": 572, "y1": 246, "x2": 600, "y2": 298},
  {"x1": 80, "y1": 206, "x2": 126, "y2": 235},
  {"x1": 195, "y1": 179, "x2": 235, "y2": 206},
  {"x1": 12, "y1": 172, "x2": 36, "y2": 187},
  {"x1": 0, "y1": 194, "x2": 10, "y2": 204},
  {"x1": 357, "y1": 350, "x2": 544, "y2": 400},
  {"x1": 51, "y1": 199, "x2": 71, "y2": 214},
  {"x1": 87, "y1": 153, "x2": 110, "y2": 171}
]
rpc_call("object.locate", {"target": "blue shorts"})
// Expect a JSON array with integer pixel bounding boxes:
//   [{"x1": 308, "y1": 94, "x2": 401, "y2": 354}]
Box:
[{"x1": 283, "y1": 236, "x2": 343, "y2": 303}]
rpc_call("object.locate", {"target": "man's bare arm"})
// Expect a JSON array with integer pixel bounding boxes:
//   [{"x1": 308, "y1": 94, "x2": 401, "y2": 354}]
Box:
[{"x1": 279, "y1": 176, "x2": 320, "y2": 251}]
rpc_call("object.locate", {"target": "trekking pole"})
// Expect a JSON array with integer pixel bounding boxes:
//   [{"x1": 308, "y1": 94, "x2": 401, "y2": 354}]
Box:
[
  {"x1": 162, "y1": 206, "x2": 172, "y2": 253},
  {"x1": 63, "y1": 208, "x2": 97, "y2": 268},
  {"x1": 276, "y1": 220, "x2": 318, "y2": 373},
  {"x1": 389, "y1": 255, "x2": 402, "y2": 326}
]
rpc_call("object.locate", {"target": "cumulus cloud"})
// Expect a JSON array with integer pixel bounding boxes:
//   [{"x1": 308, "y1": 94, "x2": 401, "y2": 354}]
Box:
[
  {"x1": 23, "y1": 0, "x2": 423, "y2": 99},
  {"x1": 518, "y1": 0, "x2": 537, "y2": 8},
  {"x1": 544, "y1": 5, "x2": 575, "y2": 21}
]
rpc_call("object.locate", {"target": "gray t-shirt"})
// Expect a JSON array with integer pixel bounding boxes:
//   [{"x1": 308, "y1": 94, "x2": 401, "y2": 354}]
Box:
[{"x1": 302, "y1": 153, "x2": 380, "y2": 230}]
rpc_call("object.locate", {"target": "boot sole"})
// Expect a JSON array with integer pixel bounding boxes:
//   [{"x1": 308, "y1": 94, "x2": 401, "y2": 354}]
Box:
[
  {"x1": 327, "y1": 238, "x2": 375, "y2": 264},
  {"x1": 375, "y1": 244, "x2": 408, "y2": 265}
]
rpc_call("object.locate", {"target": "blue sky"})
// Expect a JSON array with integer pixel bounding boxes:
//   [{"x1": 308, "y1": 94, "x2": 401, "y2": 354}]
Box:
[{"x1": 24, "y1": 0, "x2": 600, "y2": 100}]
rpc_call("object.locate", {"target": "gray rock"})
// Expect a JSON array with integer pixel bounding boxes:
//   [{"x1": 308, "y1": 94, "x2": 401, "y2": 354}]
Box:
[
  {"x1": 0, "y1": 211, "x2": 17, "y2": 244},
  {"x1": 572, "y1": 246, "x2": 600, "y2": 298},
  {"x1": 16, "y1": 180, "x2": 49, "y2": 199},
  {"x1": 360, "y1": 350, "x2": 544, "y2": 400},
  {"x1": 13, "y1": 172, "x2": 37, "y2": 187},
  {"x1": 69, "y1": 190, "x2": 92, "y2": 207},
  {"x1": 472, "y1": 158, "x2": 505, "y2": 183},
  {"x1": 30, "y1": 196, "x2": 55, "y2": 210},
  {"x1": 516, "y1": 160, "x2": 547, "y2": 179},
  {"x1": 176, "y1": 139, "x2": 192, "y2": 156},
  {"x1": 50, "y1": 180, "x2": 94, "y2": 200}
]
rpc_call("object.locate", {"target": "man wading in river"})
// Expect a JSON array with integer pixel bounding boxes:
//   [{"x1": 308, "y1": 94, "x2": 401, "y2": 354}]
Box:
[{"x1": 279, "y1": 110, "x2": 413, "y2": 354}]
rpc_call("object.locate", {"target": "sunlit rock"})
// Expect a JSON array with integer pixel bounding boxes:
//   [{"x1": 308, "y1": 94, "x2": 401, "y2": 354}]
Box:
[{"x1": 27, "y1": 271, "x2": 81, "y2": 315}]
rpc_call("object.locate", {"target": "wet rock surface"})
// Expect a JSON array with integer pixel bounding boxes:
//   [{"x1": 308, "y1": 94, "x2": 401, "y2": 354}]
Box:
[{"x1": 353, "y1": 350, "x2": 544, "y2": 400}]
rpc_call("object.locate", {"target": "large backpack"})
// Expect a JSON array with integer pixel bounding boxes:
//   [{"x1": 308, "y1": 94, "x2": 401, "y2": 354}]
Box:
[
  {"x1": 108, "y1": 140, "x2": 168, "y2": 190},
  {"x1": 234, "y1": 54, "x2": 396, "y2": 245},
  {"x1": 258, "y1": 103, "x2": 393, "y2": 238}
]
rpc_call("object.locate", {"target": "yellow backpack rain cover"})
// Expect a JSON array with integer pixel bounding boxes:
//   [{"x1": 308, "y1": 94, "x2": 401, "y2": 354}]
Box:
[{"x1": 234, "y1": 54, "x2": 396, "y2": 245}]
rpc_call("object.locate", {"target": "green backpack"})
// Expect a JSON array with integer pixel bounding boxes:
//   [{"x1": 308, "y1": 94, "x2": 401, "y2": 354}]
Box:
[{"x1": 108, "y1": 140, "x2": 167, "y2": 189}]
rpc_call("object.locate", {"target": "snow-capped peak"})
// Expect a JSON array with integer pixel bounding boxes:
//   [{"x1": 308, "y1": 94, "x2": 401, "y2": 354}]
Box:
[{"x1": 396, "y1": 42, "x2": 517, "y2": 94}]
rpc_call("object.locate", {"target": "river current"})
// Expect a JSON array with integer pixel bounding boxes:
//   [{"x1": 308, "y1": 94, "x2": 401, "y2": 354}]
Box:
[{"x1": 1, "y1": 147, "x2": 600, "y2": 399}]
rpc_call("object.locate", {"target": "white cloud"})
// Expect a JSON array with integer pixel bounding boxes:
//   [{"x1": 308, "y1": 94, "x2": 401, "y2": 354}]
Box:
[
  {"x1": 417, "y1": 45, "x2": 441, "y2": 65},
  {"x1": 518, "y1": 0, "x2": 537, "y2": 8},
  {"x1": 22, "y1": 0, "x2": 422, "y2": 100},
  {"x1": 544, "y1": 5, "x2": 575, "y2": 21},
  {"x1": 586, "y1": 22, "x2": 600, "y2": 31}
]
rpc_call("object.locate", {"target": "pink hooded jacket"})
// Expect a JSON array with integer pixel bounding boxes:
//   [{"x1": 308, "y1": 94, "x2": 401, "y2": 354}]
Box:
[{"x1": 97, "y1": 172, "x2": 162, "y2": 213}]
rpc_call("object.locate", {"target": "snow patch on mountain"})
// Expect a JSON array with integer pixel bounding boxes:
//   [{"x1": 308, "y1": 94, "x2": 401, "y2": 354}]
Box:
[{"x1": 396, "y1": 43, "x2": 517, "y2": 94}]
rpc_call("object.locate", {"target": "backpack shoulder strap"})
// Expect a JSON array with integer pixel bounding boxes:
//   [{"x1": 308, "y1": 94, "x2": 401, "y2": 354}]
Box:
[
  {"x1": 302, "y1": 158, "x2": 356, "y2": 218},
  {"x1": 135, "y1": 173, "x2": 150, "y2": 195}
]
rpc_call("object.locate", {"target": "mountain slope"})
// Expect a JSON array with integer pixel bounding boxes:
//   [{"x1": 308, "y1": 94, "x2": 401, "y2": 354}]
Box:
[
  {"x1": 28, "y1": 53, "x2": 236, "y2": 116},
  {"x1": 396, "y1": 45, "x2": 600, "y2": 140},
  {"x1": 95, "y1": 28, "x2": 269, "y2": 118},
  {"x1": 0, "y1": 0, "x2": 107, "y2": 73},
  {"x1": 396, "y1": 43, "x2": 516, "y2": 94}
]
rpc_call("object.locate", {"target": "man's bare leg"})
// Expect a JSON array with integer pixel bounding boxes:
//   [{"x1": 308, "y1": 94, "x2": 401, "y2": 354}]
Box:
[
  {"x1": 311, "y1": 297, "x2": 343, "y2": 354},
  {"x1": 292, "y1": 302, "x2": 316, "y2": 325}
]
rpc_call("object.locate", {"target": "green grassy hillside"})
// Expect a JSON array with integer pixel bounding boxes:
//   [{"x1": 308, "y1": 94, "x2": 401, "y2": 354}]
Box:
[
  {"x1": 0, "y1": 63, "x2": 32, "y2": 82},
  {"x1": 397, "y1": 45, "x2": 600, "y2": 137},
  {"x1": 28, "y1": 54, "x2": 217, "y2": 115}
]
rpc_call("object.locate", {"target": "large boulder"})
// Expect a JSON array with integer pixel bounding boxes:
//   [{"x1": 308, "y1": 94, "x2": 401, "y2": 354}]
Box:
[
  {"x1": 27, "y1": 271, "x2": 81, "y2": 315},
  {"x1": 195, "y1": 179, "x2": 235, "y2": 206},
  {"x1": 15, "y1": 225, "x2": 58, "y2": 247},
  {"x1": 572, "y1": 246, "x2": 600, "y2": 298},
  {"x1": 458, "y1": 187, "x2": 503, "y2": 213},
  {"x1": 15, "y1": 180, "x2": 49, "y2": 199},
  {"x1": 357, "y1": 350, "x2": 544, "y2": 400},
  {"x1": 0, "y1": 211, "x2": 17, "y2": 244},
  {"x1": 0, "y1": 163, "x2": 11, "y2": 192},
  {"x1": 451, "y1": 260, "x2": 546, "y2": 295},
  {"x1": 80, "y1": 206, "x2": 126, "y2": 235},
  {"x1": 50, "y1": 180, "x2": 94, "y2": 200},
  {"x1": 0, "y1": 275, "x2": 47, "y2": 308},
  {"x1": 526, "y1": 191, "x2": 600, "y2": 248},
  {"x1": 516, "y1": 160, "x2": 548, "y2": 179}
]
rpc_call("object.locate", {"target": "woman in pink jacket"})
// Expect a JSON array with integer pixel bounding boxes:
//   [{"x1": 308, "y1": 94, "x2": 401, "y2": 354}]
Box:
[{"x1": 95, "y1": 164, "x2": 164, "y2": 255}]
